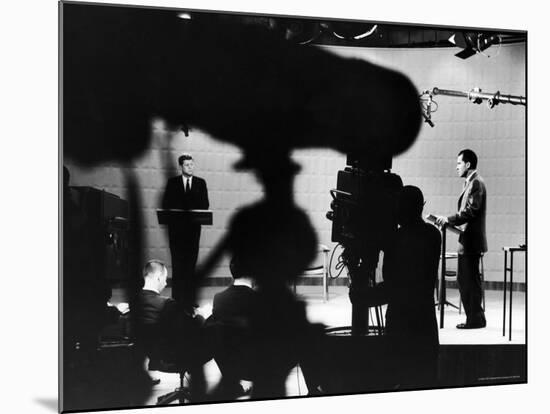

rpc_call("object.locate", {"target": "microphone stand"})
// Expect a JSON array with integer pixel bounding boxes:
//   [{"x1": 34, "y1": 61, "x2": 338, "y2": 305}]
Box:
[{"x1": 431, "y1": 87, "x2": 526, "y2": 108}]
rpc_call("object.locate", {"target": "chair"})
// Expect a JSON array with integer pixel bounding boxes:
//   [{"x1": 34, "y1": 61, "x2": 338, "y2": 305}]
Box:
[
  {"x1": 436, "y1": 252, "x2": 461, "y2": 312},
  {"x1": 136, "y1": 329, "x2": 197, "y2": 405},
  {"x1": 147, "y1": 358, "x2": 191, "y2": 405},
  {"x1": 144, "y1": 335, "x2": 212, "y2": 405},
  {"x1": 205, "y1": 320, "x2": 256, "y2": 399},
  {"x1": 293, "y1": 244, "x2": 331, "y2": 301}
]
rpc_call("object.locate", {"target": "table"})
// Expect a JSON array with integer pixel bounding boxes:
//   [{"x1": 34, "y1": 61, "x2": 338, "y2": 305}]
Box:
[{"x1": 502, "y1": 246, "x2": 526, "y2": 341}]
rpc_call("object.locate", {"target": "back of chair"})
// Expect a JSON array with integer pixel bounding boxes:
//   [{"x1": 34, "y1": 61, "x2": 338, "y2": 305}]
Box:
[{"x1": 205, "y1": 316, "x2": 256, "y2": 381}]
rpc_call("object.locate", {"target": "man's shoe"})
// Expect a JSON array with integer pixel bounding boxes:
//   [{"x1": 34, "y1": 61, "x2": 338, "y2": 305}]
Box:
[{"x1": 456, "y1": 321, "x2": 486, "y2": 329}]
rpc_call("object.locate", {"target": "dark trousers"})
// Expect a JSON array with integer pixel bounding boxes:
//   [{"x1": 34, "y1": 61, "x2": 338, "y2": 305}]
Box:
[
  {"x1": 457, "y1": 254, "x2": 485, "y2": 324},
  {"x1": 169, "y1": 226, "x2": 201, "y2": 307}
]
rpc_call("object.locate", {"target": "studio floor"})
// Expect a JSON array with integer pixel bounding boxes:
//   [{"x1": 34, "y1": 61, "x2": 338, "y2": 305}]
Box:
[{"x1": 138, "y1": 285, "x2": 526, "y2": 405}]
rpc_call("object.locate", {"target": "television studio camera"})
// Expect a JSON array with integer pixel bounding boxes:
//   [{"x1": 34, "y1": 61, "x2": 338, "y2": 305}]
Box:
[{"x1": 326, "y1": 152, "x2": 403, "y2": 336}]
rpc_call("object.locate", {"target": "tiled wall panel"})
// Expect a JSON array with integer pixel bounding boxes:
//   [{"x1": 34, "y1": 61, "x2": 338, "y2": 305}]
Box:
[
  {"x1": 66, "y1": 42, "x2": 525, "y2": 283},
  {"x1": 326, "y1": 44, "x2": 526, "y2": 282}
]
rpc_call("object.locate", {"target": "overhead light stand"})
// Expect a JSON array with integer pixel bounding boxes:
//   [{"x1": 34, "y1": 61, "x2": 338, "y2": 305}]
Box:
[{"x1": 431, "y1": 87, "x2": 526, "y2": 108}]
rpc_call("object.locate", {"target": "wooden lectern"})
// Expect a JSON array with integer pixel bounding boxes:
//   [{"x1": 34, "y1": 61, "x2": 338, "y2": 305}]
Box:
[
  {"x1": 156, "y1": 209, "x2": 213, "y2": 226},
  {"x1": 426, "y1": 215, "x2": 463, "y2": 328},
  {"x1": 156, "y1": 209, "x2": 213, "y2": 302}
]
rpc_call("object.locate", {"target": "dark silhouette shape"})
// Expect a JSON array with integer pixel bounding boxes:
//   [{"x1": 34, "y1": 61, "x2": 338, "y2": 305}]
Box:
[
  {"x1": 62, "y1": 166, "x2": 152, "y2": 411},
  {"x1": 63, "y1": 4, "x2": 420, "y2": 167},
  {"x1": 382, "y1": 185, "x2": 441, "y2": 387},
  {"x1": 62, "y1": 166, "x2": 112, "y2": 355},
  {"x1": 61, "y1": 3, "x2": 422, "y2": 406},
  {"x1": 190, "y1": 156, "x2": 321, "y2": 398},
  {"x1": 206, "y1": 255, "x2": 325, "y2": 400},
  {"x1": 336, "y1": 185, "x2": 441, "y2": 390}
]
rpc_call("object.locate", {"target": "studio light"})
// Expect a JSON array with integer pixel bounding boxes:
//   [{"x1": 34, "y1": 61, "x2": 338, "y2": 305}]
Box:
[
  {"x1": 331, "y1": 22, "x2": 378, "y2": 40},
  {"x1": 449, "y1": 32, "x2": 501, "y2": 59},
  {"x1": 282, "y1": 20, "x2": 322, "y2": 44}
]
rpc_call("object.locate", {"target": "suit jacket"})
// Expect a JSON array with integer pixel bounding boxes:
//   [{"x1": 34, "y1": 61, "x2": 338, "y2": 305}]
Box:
[
  {"x1": 447, "y1": 171, "x2": 487, "y2": 254},
  {"x1": 134, "y1": 289, "x2": 204, "y2": 363},
  {"x1": 210, "y1": 285, "x2": 259, "y2": 327},
  {"x1": 162, "y1": 175, "x2": 209, "y2": 211},
  {"x1": 204, "y1": 285, "x2": 259, "y2": 376}
]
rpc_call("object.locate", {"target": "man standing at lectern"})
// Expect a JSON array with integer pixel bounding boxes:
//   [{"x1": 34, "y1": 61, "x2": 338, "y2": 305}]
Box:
[
  {"x1": 435, "y1": 149, "x2": 487, "y2": 329},
  {"x1": 162, "y1": 153, "x2": 209, "y2": 310}
]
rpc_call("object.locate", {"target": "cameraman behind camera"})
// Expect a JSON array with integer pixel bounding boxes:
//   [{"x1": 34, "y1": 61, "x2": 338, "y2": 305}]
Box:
[
  {"x1": 383, "y1": 185, "x2": 441, "y2": 346},
  {"x1": 381, "y1": 185, "x2": 441, "y2": 387}
]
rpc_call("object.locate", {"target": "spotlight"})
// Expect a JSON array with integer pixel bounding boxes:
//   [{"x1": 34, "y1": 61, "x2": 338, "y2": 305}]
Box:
[
  {"x1": 331, "y1": 22, "x2": 378, "y2": 40},
  {"x1": 449, "y1": 32, "x2": 501, "y2": 59},
  {"x1": 282, "y1": 20, "x2": 322, "y2": 44}
]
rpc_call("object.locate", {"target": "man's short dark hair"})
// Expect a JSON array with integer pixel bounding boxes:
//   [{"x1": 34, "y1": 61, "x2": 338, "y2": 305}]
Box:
[
  {"x1": 458, "y1": 149, "x2": 478, "y2": 169},
  {"x1": 178, "y1": 153, "x2": 193, "y2": 166},
  {"x1": 143, "y1": 260, "x2": 167, "y2": 278},
  {"x1": 229, "y1": 257, "x2": 244, "y2": 279}
]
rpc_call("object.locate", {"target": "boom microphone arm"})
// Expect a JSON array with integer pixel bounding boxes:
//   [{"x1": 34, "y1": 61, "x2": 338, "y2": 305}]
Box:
[{"x1": 431, "y1": 87, "x2": 526, "y2": 108}]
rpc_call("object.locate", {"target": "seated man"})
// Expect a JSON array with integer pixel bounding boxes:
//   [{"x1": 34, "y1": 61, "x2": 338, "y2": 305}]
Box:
[
  {"x1": 205, "y1": 257, "x2": 258, "y2": 398},
  {"x1": 206, "y1": 256, "x2": 324, "y2": 399},
  {"x1": 133, "y1": 260, "x2": 211, "y2": 400}
]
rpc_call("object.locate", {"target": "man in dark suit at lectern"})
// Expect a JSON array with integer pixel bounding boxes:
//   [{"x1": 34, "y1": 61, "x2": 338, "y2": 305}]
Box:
[
  {"x1": 435, "y1": 149, "x2": 487, "y2": 329},
  {"x1": 162, "y1": 153, "x2": 209, "y2": 310}
]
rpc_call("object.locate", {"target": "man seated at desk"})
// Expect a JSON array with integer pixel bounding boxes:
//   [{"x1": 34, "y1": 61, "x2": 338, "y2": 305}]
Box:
[
  {"x1": 133, "y1": 260, "x2": 211, "y2": 400},
  {"x1": 205, "y1": 256, "x2": 325, "y2": 399}
]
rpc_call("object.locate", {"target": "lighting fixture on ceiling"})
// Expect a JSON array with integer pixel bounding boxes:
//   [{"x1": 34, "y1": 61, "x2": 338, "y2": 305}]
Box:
[
  {"x1": 331, "y1": 23, "x2": 378, "y2": 40},
  {"x1": 282, "y1": 20, "x2": 322, "y2": 44},
  {"x1": 449, "y1": 32, "x2": 501, "y2": 59}
]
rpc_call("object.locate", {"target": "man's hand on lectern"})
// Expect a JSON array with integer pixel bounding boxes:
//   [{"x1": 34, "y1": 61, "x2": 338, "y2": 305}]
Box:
[{"x1": 434, "y1": 215, "x2": 449, "y2": 227}]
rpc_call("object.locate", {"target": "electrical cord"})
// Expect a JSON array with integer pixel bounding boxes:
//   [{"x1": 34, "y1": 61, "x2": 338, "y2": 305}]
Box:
[
  {"x1": 419, "y1": 90, "x2": 438, "y2": 127},
  {"x1": 328, "y1": 243, "x2": 347, "y2": 279}
]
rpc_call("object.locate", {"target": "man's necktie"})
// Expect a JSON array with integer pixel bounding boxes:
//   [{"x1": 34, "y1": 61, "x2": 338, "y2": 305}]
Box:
[{"x1": 185, "y1": 179, "x2": 190, "y2": 193}]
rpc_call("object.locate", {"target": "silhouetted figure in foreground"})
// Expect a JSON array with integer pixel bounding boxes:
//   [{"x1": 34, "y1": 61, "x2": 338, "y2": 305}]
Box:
[
  {"x1": 206, "y1": 256, "x2": 324, "y2": 400},
  {"x1": 383, "y1": 185, "x2": 441, "y2": 387},
  {"x1": 62, "y1": 4, "x2": 423, "y2": 407},
  {"x1": 192, "y1": 154, "x2": 325, "y2": 399}
]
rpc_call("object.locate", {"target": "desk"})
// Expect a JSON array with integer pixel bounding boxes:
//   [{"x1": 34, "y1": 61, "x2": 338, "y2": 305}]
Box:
[{"x1": 502, "y1": 246, "x2": 526, "y2": 341}]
